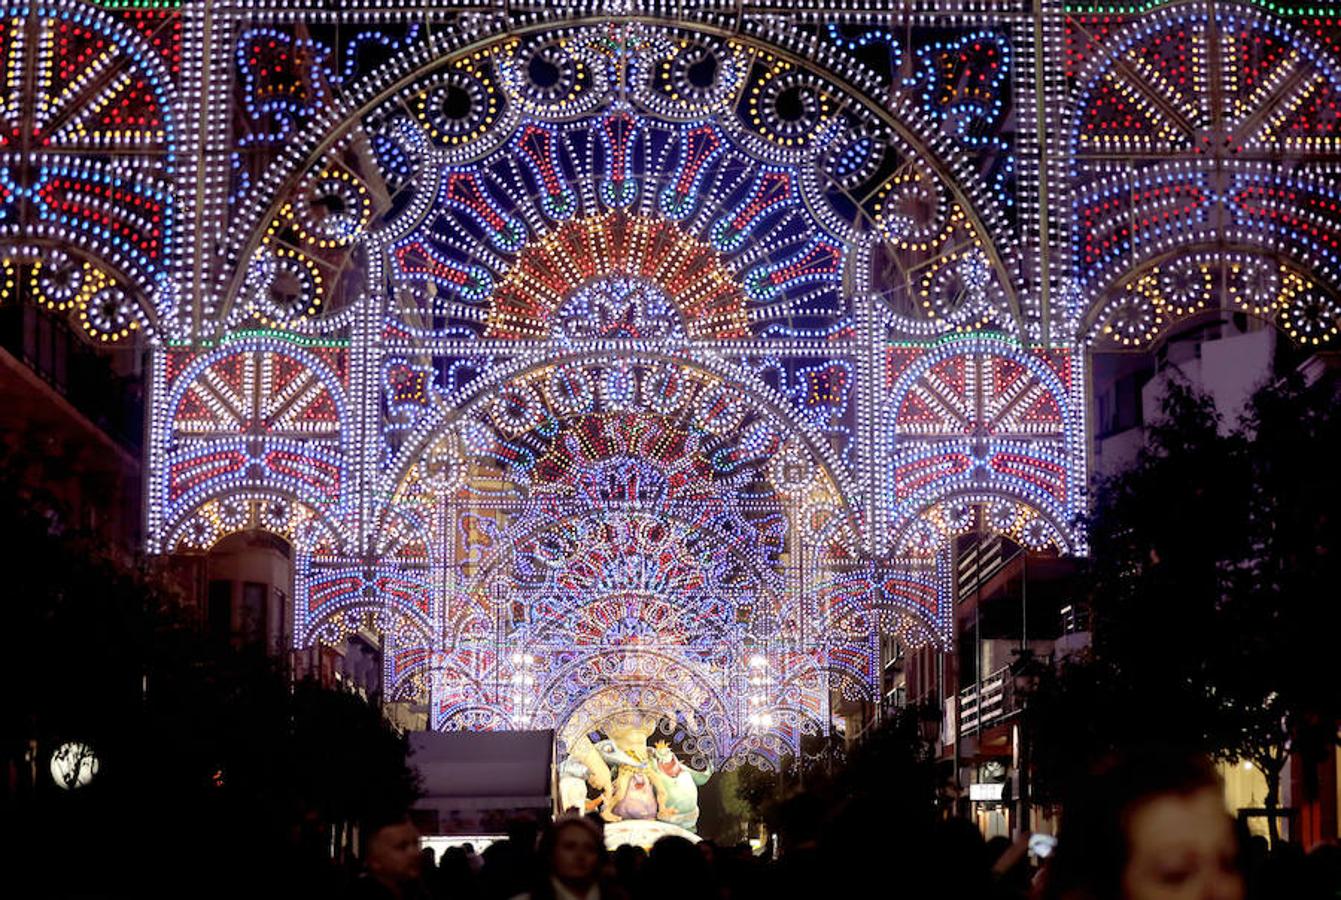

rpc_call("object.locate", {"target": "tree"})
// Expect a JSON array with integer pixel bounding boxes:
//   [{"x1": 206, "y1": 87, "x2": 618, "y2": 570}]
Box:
[
  {"x1": 0, "y1": 443, "x2": 418, "y2": 893},
  {"x1": 729, "y1": 705, "x2": 938, "y2": 855},
  {"x1": 730, "y1": 729, "x2": 845, "y2": 839},
  {"x1": 1026, "y1": 373, "x2": 1341, "y2": 843},
  {"x1": 1025, "y1": 382, "x2": 1238, "y2": 799},
  {"x1": 1211, "y1": 374, "x2": 1341, "y2": 842}
]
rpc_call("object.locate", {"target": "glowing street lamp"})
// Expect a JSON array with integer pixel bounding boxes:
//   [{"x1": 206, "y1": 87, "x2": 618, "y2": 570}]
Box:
[{"x1": 49, "y1": 742, "x2": 99, "y2": 790}]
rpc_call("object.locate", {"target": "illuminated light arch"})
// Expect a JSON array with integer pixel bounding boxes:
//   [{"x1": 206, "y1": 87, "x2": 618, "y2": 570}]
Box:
[
  {"x1": 162, "y1": 489, "x2": 352, "y2": 558},
  {"x1": 0, "y1": 4, "x2": 183, "y2": 342},
  {"x1": 818, "y1": 562, "x2": 954, "y2": 649},
  {"x1": 1083, "y1": 244, "x2": 1341, "y2": 350},
  {"x1": 535, "y1": 649, "x2": 738, "y2": 762},
  {"x1": 435, "y1": 704, "x2": 515, "y2": 734},
  {"x1": 223, "y1": 17, "x2": 1058, "y2": 762},
  {"x1": 386, "y1": 646, "x2": 444, "y2": 703},
  {"x1": 882, "y1": 334, "x2": 1087, "y2": 556},
  {"x1": 294, "y1": 564, "x2": 436, "y2": 649},
  {"x1": 453, "y1": 501, "x2": 785, "y2": 643},
  {"x1": 1066, "y1": 2, "x2": 1341, "y2": 348},
  {"x1": 424, "y1": 645, "x2": 500, "y2": 719},
  {"x1": 107, "y1": 6, "x2": 1135, "y2": 759},
  {"x1": 356, "y1": 337, "x2": 903, "y2": 760},
  {"x1": 827, "y1": 652, "x2": 879, "y2": 705},
  {"x1": 382, "y1": 392, "x2": 829, "y2": 759},
  {"x1": 766, "y1": 648, "x2": 835, "y2": 734},
  {"x1": 151, "y1": 337, "x2": 353, "y2": 553},
  {"x1": 213, "y1": 20, "x2": 1024, "y2": 341},
  {"x1": 376, "y1": 351, "x2": 863, "y2": 553}
]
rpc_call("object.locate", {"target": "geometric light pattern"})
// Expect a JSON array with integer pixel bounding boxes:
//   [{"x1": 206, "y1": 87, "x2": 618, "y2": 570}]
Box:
[
  {"x1": 1, "y1": 2, "x2": 1332, "y2": 769},
  {"x1": 1069, "y1": 5, "x2": 1341, "y2": 348},
  {"x1": 0, "y1": 5, "x2": 180, "y2": 340}
]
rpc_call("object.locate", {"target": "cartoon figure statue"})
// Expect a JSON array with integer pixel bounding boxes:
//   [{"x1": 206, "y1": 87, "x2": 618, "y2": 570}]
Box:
[
  {"x1": 602, "y1": 713, "x2": 659, "y2": 764},
  {"x1": 557, "y1": 757, "x2": 590, "y2": 813},
  {"x1": 610, "y1": 767, "x2": 660, "y2": 820},
  {"x1": 564, "y1": 735, "x2": 639, "y2": 819},
  {"x1": 567, "y1": 714, "x2": 713, "y2": 829},
  {"x1": 647, "y1": 742, "x2": 713, "y2": 831},
  {"x1": 594, "y1": 738, "x2": 636, "y2": 764}
]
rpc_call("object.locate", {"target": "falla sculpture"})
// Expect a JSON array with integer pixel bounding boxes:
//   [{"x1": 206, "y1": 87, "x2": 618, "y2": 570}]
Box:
[{"x1": 558, "y1": 717, "x2": 712, "y2": 833}]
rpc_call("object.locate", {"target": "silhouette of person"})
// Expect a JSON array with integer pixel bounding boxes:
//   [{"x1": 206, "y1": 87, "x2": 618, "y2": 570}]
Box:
[
  {"x1": 348, "y1": 812, "x2": 429, "y2": 900},
  {"x1": 1036, "y1": 749, "x2": 1243, "y2": 900},
  {"x1": 511, "y1": 814, "x2": 623, "y2": 900}
]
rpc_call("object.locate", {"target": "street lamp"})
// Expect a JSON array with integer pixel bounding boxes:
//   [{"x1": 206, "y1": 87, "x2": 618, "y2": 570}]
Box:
[{"x1": 50, "y1": 741, "x2": 99, "y2": 790}]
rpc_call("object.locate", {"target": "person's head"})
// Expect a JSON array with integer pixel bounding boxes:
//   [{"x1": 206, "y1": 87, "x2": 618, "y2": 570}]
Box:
[
  {"x1": 1041, "y1": 749, "x2": 1243, "y2": 900},
  {"x1": 612, "y1": 842, "x2": 646, "y2": 879},
  {"x1": 362, "y1": 813, "x2": 423, "y2": 890},
  {"x1": 507, "y1": 815, "x2": 540, "y2": 850},
  {"x1": 645, "y1": 836, "x2": 714, "y2": 895},
  {"x1": 439, "y1": 845, "x2": 471, "y2": 878},
  {"x1": 541, "y1": 815, "x2": 605, "y2": 889}
]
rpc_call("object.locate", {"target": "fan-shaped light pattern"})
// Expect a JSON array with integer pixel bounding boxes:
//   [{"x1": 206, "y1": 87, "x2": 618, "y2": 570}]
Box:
[
  {"x1": 374, "y1": 108, "x2": 856, "y2": 343},
  {"x1": 0, "y1": 5, "x2": 182, "y2": 342},
  {"x1": 483, "y1": 214, "x2": 748, "y2": 341},
  {"x1": 883, "y1": 334, "x2": 1086, "y2": 558},
  {"x1": 1068, "y1": 6, "x2": 1341, "y2": 348},
  {"x1": 23, "y1": 1, "x2": 1339, "y2": 761},
  {"x1": 150, "y1": 337, "x2": 354, "y2": 555}
]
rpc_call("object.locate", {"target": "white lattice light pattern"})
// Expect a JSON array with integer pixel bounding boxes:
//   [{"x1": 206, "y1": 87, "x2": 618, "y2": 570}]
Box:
[{"x1": 1, "y1": 0, "x2": 1337, "y2": 768}]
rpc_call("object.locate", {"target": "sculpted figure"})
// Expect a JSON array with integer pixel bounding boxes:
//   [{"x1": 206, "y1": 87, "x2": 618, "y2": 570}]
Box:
[
  {"x1": 583, "y1": 714, "x2": 660, "y2": 822},
  {"x1": 557, "y1": 756, "x2": 590, "y2": 813},
  {"x1": 602, "y1": 713, "x2": 659, "y2": 763},
  {"x1": 647, "y1": 742, "x2": 713, "y2": 831},
  {"x1": 610, "y1": 767, "x2": 660, "y2": 820},
  {"x1": 565, "y1": 735, "x2": 638, "y2": 819}
]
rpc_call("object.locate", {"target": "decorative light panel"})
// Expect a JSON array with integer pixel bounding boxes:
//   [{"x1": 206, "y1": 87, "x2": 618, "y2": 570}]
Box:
[
  {"x1": 0, "y1": 4, "x2": 181, "y2": 341},
  {"x1": 2, "y1": 1, "x2": 1329, "y2": 768},
  {"x1": 1068, "y1": 5, "x2": 1341, "y2": 348}
]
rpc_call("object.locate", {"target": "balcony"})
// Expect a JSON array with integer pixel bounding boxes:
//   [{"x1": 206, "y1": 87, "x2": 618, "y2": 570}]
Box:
[
  {"x1": 958, "y1": 665, "x2": 1011, "y2": 734},
  {"x1": 956, "y1": 536, "x2": 1008, "y2": 599},
  {"x1": 0, "y1": 303, "x2": 144, "y2": 453}
]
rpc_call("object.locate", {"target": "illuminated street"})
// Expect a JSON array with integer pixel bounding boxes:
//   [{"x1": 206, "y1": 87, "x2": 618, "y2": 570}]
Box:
[{"x1": 2, "y1": 2, "x2": 1340, "y2": 898}]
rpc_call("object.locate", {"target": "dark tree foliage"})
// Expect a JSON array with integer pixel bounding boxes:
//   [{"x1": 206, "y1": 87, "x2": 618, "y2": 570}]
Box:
[
  {"x1": 1027, "y1": 374, "x2": 1341, "y2": 843},
  {"x1": 1217, "y1": 374, "x2": 1341, "y2": 840},
  {"x1": 731, "y1": 728, "x2": 846, "y2": 836},
  {"x1": 733, "y1": 703, "x2": 945, "y2": 892},
  {"x1": 822, "y1": 705, "x2": 956, "y2": 893},
  {"x1": 0, "y1": 446, "x2": 418, "y2": 895}
]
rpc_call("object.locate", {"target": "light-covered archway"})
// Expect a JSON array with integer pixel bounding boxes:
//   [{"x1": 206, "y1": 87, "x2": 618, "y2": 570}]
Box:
[{"x1": 139, "y1": 11, "x2": 1087, "y2": 767}]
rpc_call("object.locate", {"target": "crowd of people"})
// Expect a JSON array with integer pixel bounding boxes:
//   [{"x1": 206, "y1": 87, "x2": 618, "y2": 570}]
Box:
[{"x1": 339, "y1": 751, "x2": 1341, "y2": 900}]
